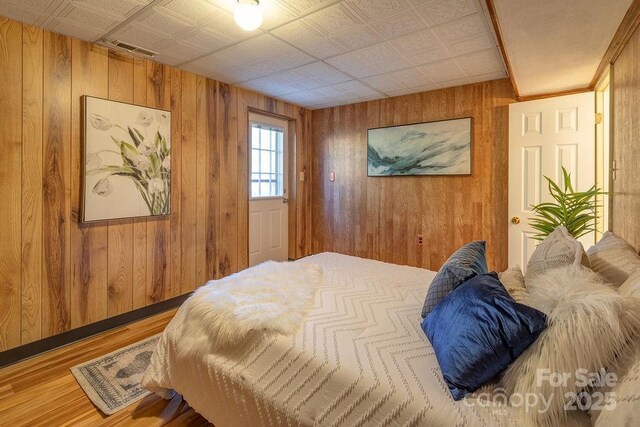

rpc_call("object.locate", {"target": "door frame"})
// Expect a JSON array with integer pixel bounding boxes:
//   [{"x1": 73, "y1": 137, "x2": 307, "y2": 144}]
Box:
[{"x1": 246, "y1": 107, "x2": 298, "y2": 262}]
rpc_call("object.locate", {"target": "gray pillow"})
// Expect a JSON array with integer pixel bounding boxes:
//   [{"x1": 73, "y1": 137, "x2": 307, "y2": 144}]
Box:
[
  {"x1": 525, "y1": 226, "x2": 590, "y2": 283},
  {"x1": 421, "y1": 240, "x2": 487, "y2": 318},
  {"x1": 587, "y1": 231, "x2": 640, "y2": 287}
]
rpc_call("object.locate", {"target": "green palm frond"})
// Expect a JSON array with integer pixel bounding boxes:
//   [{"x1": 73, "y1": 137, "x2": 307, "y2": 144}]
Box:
[{"x1": 529, "y1": 167, "x2": 606, "y2": 241}]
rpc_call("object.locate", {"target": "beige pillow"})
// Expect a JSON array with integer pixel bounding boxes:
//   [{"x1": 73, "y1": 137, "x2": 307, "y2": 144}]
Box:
[
  {"x1": 525, "y1": 226, "x2": 590, "y2": 283},
  {"x1": 619, "y1": 268, "x2": 640, "y2": 297},
  {"x1": 587, "y1": 231, "x2": 640, "y2": 287},
  {"x1": 498, "y1": 265, "x2": 527, "y2": 302}
]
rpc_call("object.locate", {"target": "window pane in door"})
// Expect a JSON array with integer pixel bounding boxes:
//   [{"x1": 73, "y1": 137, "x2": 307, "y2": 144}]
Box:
[{"x1": 250, "y1": 123, "x2": 284, "y2": 198}]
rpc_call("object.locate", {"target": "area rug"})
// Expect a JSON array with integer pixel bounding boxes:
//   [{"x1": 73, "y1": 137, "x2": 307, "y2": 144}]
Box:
[{"x1": 71, "y1": 334, "x2": 160, "y2": 415}]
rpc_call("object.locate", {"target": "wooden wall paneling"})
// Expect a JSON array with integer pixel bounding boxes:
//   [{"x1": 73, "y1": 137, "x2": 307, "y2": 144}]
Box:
[
  {"x1": 21, "y1": 24, "x2": 43, "y2": 345},
  {"x1": 0, "y1": 16, "x2": 316, "y2": 352},
  {"x1": 195, "y1": 75, "x2": 208, "y2": 285},
  {"x1": 216, "y1": 83, "x2": 238, "y2": 276},
  {"x1": 179, "y1": 70, "x2": 197, "y2": 294},
  {"x1": 206, "y1": 80, "x2": 220, "y2": 279},
  {"x1": 311, "y1": 80, "x2": 514, "y2": 271},
  {"x1": 42, "y1": 31, "x2": 72, "y2": 338},
  {"x1": 236, "y1": 89, "x2": 251, "y2": 270},
  {"x1": 106, "y1": 51, "x2": 134, "y2": 316},
  {"x1": 0, "y1": 18, "x2": 23, "y2": 351},
  {"x1": 132, "y1": 57, "x2": 148, "y2": 309},
  {"x1": 164, "y1": 67, "x2": 180, "y2": 299},
  {"x1": 612, "y1": 25, "x2": 640, "y2": 249},
  {"x1": 69, "y1": 39, "x2": 109, "y2": 328},
  {"x1": 146, "y1": 62, "x2": 171, "y2": 304}
]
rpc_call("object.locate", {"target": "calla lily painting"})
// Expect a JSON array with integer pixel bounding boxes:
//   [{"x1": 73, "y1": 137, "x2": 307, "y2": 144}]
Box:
[{"x1": 82, "y1": 96, "x2": 171, "y2": 222}]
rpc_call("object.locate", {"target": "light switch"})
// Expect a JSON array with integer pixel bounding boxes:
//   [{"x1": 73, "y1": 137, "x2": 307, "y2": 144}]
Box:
[
  {"x1": 299, "y1": 171, "x2": 305, "y2": 181},
  {"x1": 330, "y1": 172, "x2": 335, "y2": 182}
]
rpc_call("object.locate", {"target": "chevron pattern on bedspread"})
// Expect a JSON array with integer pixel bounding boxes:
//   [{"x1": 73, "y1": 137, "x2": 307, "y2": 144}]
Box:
[{"x1": 143, "y1": 253, "x2": 522, "y2": 427}]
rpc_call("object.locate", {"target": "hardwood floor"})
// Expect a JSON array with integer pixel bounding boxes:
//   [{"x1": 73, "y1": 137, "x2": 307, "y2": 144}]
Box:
[{"x1": 0, "y1": 309, "x2": 211, "y2": 426}]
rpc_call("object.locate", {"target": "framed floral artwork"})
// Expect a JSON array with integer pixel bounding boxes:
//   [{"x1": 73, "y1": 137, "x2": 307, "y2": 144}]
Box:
[{"x1": 82, "y1": 96, "x2": 171, "y2": 223}]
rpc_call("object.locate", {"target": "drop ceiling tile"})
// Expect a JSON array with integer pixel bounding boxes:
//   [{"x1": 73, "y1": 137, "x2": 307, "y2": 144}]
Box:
[
  {"x1": 326, "y1": 52, "x2": 379, "y2": 78},
  {"x1": 1, "y1": 0, "x2": 62, "y2": 25},
  {"x1": 386, "y1": 83, "x2": 440, "y2": 97},
  {"x1": 419, "y1": 58, "x2": 467, "y2": 82},
  {"x1": 0, "y1": 3, "x2": 48, "y2": 25},
  {"x1": 332, "y1": 79, "x2": 380, "y2": 97},
  {"x1": 305, "y1": 3, "x2": 362, "y2": 36},
  {"x1": 155, "y1": 40, "x2": 210, "y2": 63},
  {"x1": 285, "y1": 61, "x2": 352, "y2": 85},
  {"x1": 345, "y1": 0, "x2": 410, "y2": 21},
  {"x1": 439, "y1": 77, "x2": 471, "y2": 88},
  {"x1": 178, "y1": 28, "x2": 234, "y2": 53},
  {"x1": 137, "y1": 8, "x2": 195, "y2": 38},
  {"x1": 110, "y1": 24, "x2": 173, "y2": 50},
  {"x1": 50, "y1": 3, "x2": 121, "y2": 33},
  {"x1": 71, "y1": 0, "x2": 149, "y2": 19},
  {"x1": 160, "y1": 0, "x2": 221, "y2": 24},
  {"x1": 240, "y1": 76, "x2": 302, "y2": 96},
  {"x1": 385, "y1": 67, "x2": 434, "y2": 87},
  {"x1": 271, "y1": 19, "x2": 346, "y2": 58},
  {"x1": 47, "y1": 18, "x2": 105, "y2": 41},
  {"x1": 356, "y1": 42, "x2": 412, "y2": 73},
  {"x1": 369, "y1": 11, "x2": 429, "y2": 40},
  {"x1": 199, "y1": 9, "x2": 262, "y2": 43},
  {"x1": 280, "y1": 88, "x2": 336, "y2": 105},
  {"x1": 259, "y1": 0, "x2": 299, "y2": 29},
  {"x1": 432, "y1": 13, "x2": 486, "y2": 44},
  {"x1": 447, "y1": 34, "x2": 494, "y2": 57},
  {"x1": 277, "y1": 0, "x2": 337, "y2": 15},
  {"x1": 416, "y1": 0, "x2": 478, "y2": 26},
  {"x1": 390, "y1": 28, "x2": 440, "y2": 55},
  {"x1": 331, "y1": 25, "x2": 383, "y2": 50},
  {"x1": 407, "y1": 46, "x2": 450, "y2": 66},
  {"x1": 455, "y1": 48, "x2": 504, "y2": 75},
  {"x1": 359, "y1": 74, "x2": 404, "y2": 92},
  {"x1": 467, "y1": 70, "x2": 507, "y2": 83}
]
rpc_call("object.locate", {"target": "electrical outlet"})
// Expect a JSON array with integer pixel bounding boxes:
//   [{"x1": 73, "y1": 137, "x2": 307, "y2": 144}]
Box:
[{"x1": 416, "y1": 235, "x2": 424, "y2": 246}]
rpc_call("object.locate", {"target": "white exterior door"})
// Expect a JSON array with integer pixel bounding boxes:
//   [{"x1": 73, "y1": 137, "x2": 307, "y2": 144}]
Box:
[
  {"x1": 248, "y1": 113, "x2": 288, "y2": 266},
  {"x1": 508, "y1": 92, "x2": 596, "y2": 269}
]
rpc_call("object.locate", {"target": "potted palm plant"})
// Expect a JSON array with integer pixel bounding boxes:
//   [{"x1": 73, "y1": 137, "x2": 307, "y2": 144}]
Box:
[{"x1": 529, "y1": 167, "x2": 606, "y2": 240}]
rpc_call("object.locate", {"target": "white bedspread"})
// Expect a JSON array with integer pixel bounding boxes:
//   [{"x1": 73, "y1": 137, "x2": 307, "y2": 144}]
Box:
[{"x1": 143, "y1": 253, "x2": 521, "y2": 426}]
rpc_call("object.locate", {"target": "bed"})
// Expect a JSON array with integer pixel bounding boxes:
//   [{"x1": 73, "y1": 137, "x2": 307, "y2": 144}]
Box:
[{"x1": 143, "y1": 252, "x2": 524, "y2": 426}]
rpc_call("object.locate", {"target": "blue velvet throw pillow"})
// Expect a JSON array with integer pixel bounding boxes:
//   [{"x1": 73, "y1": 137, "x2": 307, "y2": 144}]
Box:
[
  {"x1": 421, "y1": 240, "x2": 487, "y2": 318},
  {"x1": 422, "y1": 272, "x2": 547, "y2": 401}
]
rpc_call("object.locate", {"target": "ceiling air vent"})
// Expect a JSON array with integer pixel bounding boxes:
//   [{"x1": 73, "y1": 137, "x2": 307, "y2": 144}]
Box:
[{"x1": 98, "y1": 39, "x2": 158, "y2": 58}]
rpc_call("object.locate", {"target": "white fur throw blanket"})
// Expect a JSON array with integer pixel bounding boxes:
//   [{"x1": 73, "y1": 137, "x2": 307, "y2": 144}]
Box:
[
  {"x1": 500, "y1": 265, "x2": 640, "y2": 427},
  {"x1": 174, "y1": 261, "x2": 323, "y2": 356}
]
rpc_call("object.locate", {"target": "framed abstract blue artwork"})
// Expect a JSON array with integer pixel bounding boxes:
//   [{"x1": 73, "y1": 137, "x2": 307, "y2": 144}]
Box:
[{"x1": 367, "y1": 117, "x2": 472, "y2": 176}]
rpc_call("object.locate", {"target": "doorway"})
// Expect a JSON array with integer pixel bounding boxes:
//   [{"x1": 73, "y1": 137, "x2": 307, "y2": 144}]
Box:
[
  {"x1": 248, "y1": 112, "x2": 289, "y2": 266},
  {"x1": 508, "y1": 92, "x2": 597, "y2": 268}
]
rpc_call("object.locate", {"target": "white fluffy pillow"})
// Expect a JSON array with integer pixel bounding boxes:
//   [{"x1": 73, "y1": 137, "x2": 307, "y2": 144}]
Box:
[
  {"x1": 587, "y1": 231, "x2": 640, "y2": 287},
  {"x1": 498, "y1": 265, "x2": 528, "y2": 302},
  {"x1": 500, "y1": 265, "x2": 640, "y2": 427}
]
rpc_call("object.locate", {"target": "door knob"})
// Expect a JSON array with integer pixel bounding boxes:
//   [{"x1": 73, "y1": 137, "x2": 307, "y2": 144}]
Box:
[
  {"x1": 283, "y1": 198, "x2": 288, "y2": 204},
  {"x1": 511, "y1": 216, "x2": 521, "y2": 224}
]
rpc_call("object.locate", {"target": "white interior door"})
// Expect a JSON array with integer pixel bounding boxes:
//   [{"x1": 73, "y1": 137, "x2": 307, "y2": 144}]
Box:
[
  {"x1": 248, "y1": 113, "x2": 288, "y2": 266},
  {"x1": 508, "y1": 92, "x2": 596, "y2": 269}
]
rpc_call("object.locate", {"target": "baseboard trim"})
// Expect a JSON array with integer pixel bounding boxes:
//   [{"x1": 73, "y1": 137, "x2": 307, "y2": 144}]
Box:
[{"x1": 0, "y1": 293, "x2": 191, "y2": 368}]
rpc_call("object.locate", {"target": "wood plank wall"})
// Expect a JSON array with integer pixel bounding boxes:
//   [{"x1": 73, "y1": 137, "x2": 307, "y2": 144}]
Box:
[
  {"x1": 0, "y1": 17, "x2": 313, "y2": 352},
  {"x1": 311, "y1": 79, "x2": 515, "y2": 271},
  {"x1": 611, "y1": 24, "x2": 640, "y2": 249}
]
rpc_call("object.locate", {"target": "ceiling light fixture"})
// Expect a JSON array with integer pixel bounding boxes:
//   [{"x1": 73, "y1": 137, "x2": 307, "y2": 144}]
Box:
[{"x1": 234, "y1": 0, "x2": 263, "y2": 31}]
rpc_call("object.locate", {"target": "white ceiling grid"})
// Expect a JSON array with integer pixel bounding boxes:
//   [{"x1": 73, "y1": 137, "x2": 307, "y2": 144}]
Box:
[{"x1": 0, "y1": 0, "x2": 507, "y2": 109}]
